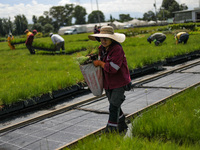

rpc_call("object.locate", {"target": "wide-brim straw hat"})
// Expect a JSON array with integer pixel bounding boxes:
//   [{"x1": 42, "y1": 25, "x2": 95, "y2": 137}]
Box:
[{"x1": 88, "y1": 26, "x2": 126, "y2": 43}]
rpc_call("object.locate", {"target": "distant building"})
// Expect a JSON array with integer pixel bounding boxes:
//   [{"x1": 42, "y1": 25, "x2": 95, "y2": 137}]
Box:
[{"x1": 173, "y1": 9, "x2": 200, "y2": 23}]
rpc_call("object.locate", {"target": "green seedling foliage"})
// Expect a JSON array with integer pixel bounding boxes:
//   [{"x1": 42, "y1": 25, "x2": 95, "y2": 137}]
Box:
[
  {"x1": 75, "y1": 47, "x2": 99, "y2": 65},
  {"x1": 32, "y1": 41, "x2": 55, "y2": 50},
  {"x1": 62, "y1": 33, "x2": 90, "y2": 42},
  {"x1": 33, "y1": 35, "x2": 99, "y2": 53},
  {"x1": 66, "y1": 133, "x2": 200, "y2": 150},
  {"x1": 1, "y1": 29, "x2": 200, "y2": 105},
  {"x1": 131, "y1": 86, "x2": 200, "y2": 144},
  {"x1": 123, "y1": 34, "x2": 200, "y2": 70},
  {"x1": 10, "y1": 38, "x2": 26, "y2": 45},
  {"x1": 76, "y1": 56, "x2": 90, "y2": 65},
  {"x1": 0, "y1": 44, "x2": 84, "y2": 104},
  {"x1": 0, "y1": 38, "x2": 6, "y2": 42}
]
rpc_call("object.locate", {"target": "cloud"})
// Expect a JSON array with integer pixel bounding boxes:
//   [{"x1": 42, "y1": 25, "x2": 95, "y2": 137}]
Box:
[
  {"x1": 0, "y1": 0, "x2": 198, "y2": 24},
  {"x1": 58, "y1": 0, "x2": 72, "y2": 5},
  {"x1": 81, "y1": 0, "x2": 161, "y2": 20},
  {"x1": 0, "y1": 0, "x2": 52, "y2": 23}
]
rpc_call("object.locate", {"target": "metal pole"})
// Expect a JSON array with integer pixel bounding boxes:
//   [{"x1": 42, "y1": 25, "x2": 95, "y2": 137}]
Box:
[
  {"x1": 96, "y1": 0, "x2": 101, "y2": 26},
  {"x1": 160, "y1": 7, "x2": 165, "y2": 21},
  {"x1": 154, "y1": 0, "x2": 157, "y2": 24},
  {"x1": 163, "y1": 9, "x2": 164, "y2": 21},
  {"x1": 91, "y1": 0, "x2": 93, "y2": 11}
]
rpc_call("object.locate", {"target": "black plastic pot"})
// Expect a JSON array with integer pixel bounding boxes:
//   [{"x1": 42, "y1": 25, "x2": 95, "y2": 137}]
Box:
[
  {"x1": 35, "y1": 93, "x2": 53, "y2": 104},
  {"x1": 32, "y1": 46, "x2": 56, "y2": 51},
  {"x1": 130, "y1": 61, "x2": 164, "y2": 77},
  {"x1": 23, "y1": 98, "x2": 37, "y2": 108},
  {"x1": 0, "y1": 101, "x2": 24, "y2": 115},
  {"x1": 166, "y1": 54, "x2": 188, "y2": 64},
  {"x1": 52, "y1": 85, "x2": 79, "y2": 98}
]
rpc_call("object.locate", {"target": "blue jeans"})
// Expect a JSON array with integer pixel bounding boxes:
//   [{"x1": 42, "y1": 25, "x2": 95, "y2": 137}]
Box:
[{"x1": 179, "y1": 33, "x2": 189, "y2": 44}]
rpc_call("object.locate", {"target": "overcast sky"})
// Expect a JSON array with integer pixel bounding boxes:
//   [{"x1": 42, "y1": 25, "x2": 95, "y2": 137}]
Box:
[{"x1": 0, "y1": 0, "x2": 199, "y2": 23}]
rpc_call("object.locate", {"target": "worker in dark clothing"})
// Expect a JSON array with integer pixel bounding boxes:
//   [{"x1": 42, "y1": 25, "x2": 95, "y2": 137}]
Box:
[
  {"x1": 94, "y1": 25, "x2": 100, "y2": 34},
  {"x1": 175, "y1": 32, "x2": 189, "y2": 45},
  {"x1": 25, "y1": 30, "x2": 37, "y2": 54},
  {"x1": 147, "y1": 33, "x2": 166, "y2": 46},
  {"x1": 88, "y1": 26, "x2": 131, "y2": 133}
]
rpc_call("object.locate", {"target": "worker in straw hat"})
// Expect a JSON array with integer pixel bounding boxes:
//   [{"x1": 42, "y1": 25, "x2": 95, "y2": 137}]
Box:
[{"x1": 88, "y1": 26, "x2": 131, "y2": 133}]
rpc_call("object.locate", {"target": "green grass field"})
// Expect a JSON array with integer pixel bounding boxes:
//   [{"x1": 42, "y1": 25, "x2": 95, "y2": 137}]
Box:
[{"x1": 1, "y1": 29, "x2": 200, "y2": 105}]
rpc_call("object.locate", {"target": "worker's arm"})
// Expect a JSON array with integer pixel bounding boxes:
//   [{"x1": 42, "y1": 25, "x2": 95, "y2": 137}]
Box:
[
  {"x1": 175, "y1": 36, "x2": 178, "y2": 45},
  {"x1": 93, "y1": 60, "x2": 105, "y2": 68}
]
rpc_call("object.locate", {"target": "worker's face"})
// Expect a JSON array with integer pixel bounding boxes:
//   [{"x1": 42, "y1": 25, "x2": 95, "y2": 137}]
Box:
[{"x1": 100, "y1": 38, "x2": 112, "y2": 48}]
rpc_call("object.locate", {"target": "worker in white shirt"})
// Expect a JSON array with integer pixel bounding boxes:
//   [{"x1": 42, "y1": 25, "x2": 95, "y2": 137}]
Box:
[{"x1": 49, "y1": 33, "x2": 65, "y2": 53}]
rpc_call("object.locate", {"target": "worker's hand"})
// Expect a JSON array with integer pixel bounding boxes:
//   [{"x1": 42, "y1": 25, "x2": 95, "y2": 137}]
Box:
[{"x1": 93, "y1": 60, "x2": 105, "y2": 68}]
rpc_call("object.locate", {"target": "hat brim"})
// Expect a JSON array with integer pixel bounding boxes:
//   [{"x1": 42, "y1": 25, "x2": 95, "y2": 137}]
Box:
[{"x1": 88, "y1": 33, "x2": 126, "y2": 43}]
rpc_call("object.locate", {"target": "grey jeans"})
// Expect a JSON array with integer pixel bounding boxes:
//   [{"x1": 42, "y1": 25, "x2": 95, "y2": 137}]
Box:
[
  {"x1": 106, "y1": 87, "x2": 125, "y2": 124},
  {"x1": 26, "y1": 45, "x2": 35, "y2": 54},
  {"x1": 56, "y1": 41, "x2": 65, "y2": 51}
]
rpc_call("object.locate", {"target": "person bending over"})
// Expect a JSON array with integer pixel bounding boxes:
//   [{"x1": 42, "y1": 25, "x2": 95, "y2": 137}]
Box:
[{"x1": 147, "y1": 32, "x2": 166, "y2": 46}]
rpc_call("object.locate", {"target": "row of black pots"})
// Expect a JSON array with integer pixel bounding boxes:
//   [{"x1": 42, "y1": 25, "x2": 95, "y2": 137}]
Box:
[
  {"x1": 33, "y1": 46, "x2": 56, "y2": 51},
  {"x1": 0, "y1": 85, "x2": 82, "y2": 117},
  {"x1": 11, "y1": 42, "x2": 25, "y2": 45}
]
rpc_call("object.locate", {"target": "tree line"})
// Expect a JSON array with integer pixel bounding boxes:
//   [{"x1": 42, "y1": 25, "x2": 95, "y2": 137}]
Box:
[
  {"x1": 0, "y1": 4, "x2": 133, "y2": 37},
  {"x1": 143, "y1": 0, "x2": 188, "y2": 21},
  {"x1": 0, "y1": 0, "x2": 187, "y2": 36}
]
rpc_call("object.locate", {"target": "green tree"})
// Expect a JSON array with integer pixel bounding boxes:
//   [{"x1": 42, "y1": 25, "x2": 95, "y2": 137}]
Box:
[
  {"x1": 88, "y1": 10, "x2": 105, "y2": 23},
  {"x1": 37, "y1": 12, "x2": 52, "y2": 26},
  {"x1": 0, "y1": 19, "x2": 4, "y2": 36},
  {"x1": 13, "y1": 14, "x2": 28, "y2": 35},
  {"x1": 38, "y1": 16, "x2": 46, "y2": 26},
  {"x1": 49, "y1": 4, "x2": 74, "y2": 31},
  {"x1": 143, "y1": 11, "x2": 156, "y2": 21},
  {"x1": 43, "y1": 23, "x2": 54, "y2": 33},
  {"x1": 0, "y1": 18, "x2": 14, "y2": 36},
  {"x1": 49, "y1": 5, "x2": 65, "y2": 31},
  {"x1": 109, "y1": 14, "x2": 115, "y2": 22},
  {"x1": 73, "y1": 5, "x2": 87, "y2": 24},
  {"x1": 0, "y1": 19, "x2": 6, "y2": 36},
  {"x1": 32, "y1": 23, "x2": 42, "y2": 32},
  {"x1": 161, "y1": 0, "x2": 188, "y2": 18},
  {"x1": 119, "y1": 14, "x2": 133, "y2": 22},
  {"x1": 143, "y1": 0, "x2": 188, "y2": 20},
  {"x1": 157, "y1": 9, "x2": 170, "y2": 20},
  {"x1": 32, "y1": 15, "x2": 37, "y2": 24},
  {"x1": 180, "y1": 3, "x2": 188, "y2": 10},
  {"x1": 63, "y1": 4, "x2": 74, "y2": 26}
]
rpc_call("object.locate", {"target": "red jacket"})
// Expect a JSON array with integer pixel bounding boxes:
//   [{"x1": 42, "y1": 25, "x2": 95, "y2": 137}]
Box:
[
  {"x1": 99, "y1": 43, "x2": 131, "y2": 90},
  {"x1": 25, "y1": 33, "x2": 34, "y2": 46}
]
